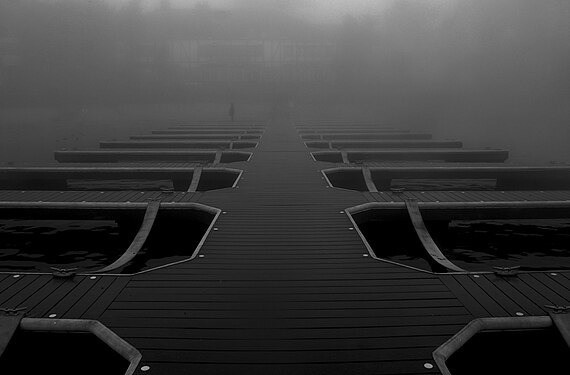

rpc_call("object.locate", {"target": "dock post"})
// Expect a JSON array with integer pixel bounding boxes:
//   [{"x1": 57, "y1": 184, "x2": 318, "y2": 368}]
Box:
[
  {"x1": 362, "y1": 167, "x2": 378, "y2": 193},
  {"x1": 188, "y1": 167, "x2": 203, "y2": 192}
]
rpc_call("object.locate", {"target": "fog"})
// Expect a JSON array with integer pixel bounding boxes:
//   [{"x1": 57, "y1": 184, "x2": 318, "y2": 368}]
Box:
[{"x1": 1, "y1": 0, "x2": 569, "y2": 162}]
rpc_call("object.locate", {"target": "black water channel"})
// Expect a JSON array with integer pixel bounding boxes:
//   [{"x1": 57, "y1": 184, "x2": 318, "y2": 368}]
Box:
[
  {"x1": 447, "y1": 327, "x2": 570, "y2": 374},
  {"x1": 358, "y1": 217, "x2": 570, "y2": 272},
  {"x1": 0, "y1": 215, "x2": 210, "y2": 274},
  {"x1": 0, "y1": 330, "x2": 129, "y2": 375}
]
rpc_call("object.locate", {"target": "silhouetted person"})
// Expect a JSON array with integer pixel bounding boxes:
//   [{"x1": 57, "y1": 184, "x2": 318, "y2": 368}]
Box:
[{"x1": 229, "y1": 102, "x2": 235, "y2": 122}]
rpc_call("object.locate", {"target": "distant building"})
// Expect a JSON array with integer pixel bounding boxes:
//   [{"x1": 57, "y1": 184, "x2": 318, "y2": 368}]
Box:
[
  {"x1": 148, "y1": 6, "x2": 337, "y2": 83},
  {"x1": 168, "y1": 39, "x2": 336, "y2": 83}
]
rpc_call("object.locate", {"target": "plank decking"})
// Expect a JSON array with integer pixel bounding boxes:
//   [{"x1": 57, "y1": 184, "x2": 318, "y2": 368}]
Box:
[
  {"x1": 322, "y1": 166, "x2": 570, "y2": 191},
  {"x1": 1, "y1": 116, "x2": 569, "y2": 374}
]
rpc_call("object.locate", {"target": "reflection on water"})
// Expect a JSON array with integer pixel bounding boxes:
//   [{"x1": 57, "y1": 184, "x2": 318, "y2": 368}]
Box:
[
  {"x1": 68, "y1": 179, "x2": 174, "y2": 191},
  {"x1": 0, "y1": 220, "x2": 128, "y2": 272},
  {"x1": 357, "y1": 220, "x2": 446, "y2": 272},
  {"x1": 432, "y1": 219, "x2": 570, "y2": 272},
  {"x1": 447, "y1": 328, "x2": 570, "y2": 375},
  {"x1": 0, "y1": 218, "x2": 209, "y2": 273},
  {"x1": 358, "y1": 217, "x2": 570, "y2": 273},
  {"x1": 118, "y1": 219, "x2": 209, "y2": 274},
  {"x1": 391, "y1": 179, "x2": 496, "y2": 191},
  {"x1": 0, "y1": 331, "x2": 129, "y2": 375},
  {"x1": 334, "y1": 176, "x2": 497, "y2": 192}
]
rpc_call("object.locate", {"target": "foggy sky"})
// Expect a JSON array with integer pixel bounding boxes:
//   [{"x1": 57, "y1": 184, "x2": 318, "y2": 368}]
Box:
[
  {"x1": 2, "y1": 0, "x2": 569, "y2": 164},
  {"x1": 107, "y1": 0, "x2": 401, "y2": 21}
]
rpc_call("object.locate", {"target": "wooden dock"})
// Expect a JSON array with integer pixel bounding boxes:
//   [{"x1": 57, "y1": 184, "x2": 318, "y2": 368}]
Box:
[
  {"x1": 323, "y1": 165, "x2": 570, "y2": 191},
  {"x1": 99, "y1": 141, "x2": 258, "y2": 150},
  {"x1": 306, "y1": 140, "x2": 463, "y2": 149},
  {"x1": 131, "y1": 134, "x2": 262, "y2": 140},
  {"x1": 54, "y1": 150, "x2": 252, "y2": 164},
  {"x1": 0, "y1": 166, "x2": 242, "y2": 191},
  {"x1": 312, "y1": 149, "x2": 510, "y2": 163},
  {"x1": 303, "y1": 132, "x2": 432, "y2": 140},
  {"x1": 1, "y1": 117, "x2": 570, "y2": 374}
]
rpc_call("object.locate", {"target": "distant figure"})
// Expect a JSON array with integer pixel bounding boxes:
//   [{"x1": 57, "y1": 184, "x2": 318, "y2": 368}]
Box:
[
  {"x1": 229, "y1": 102, "x2": 235, "y2": 122},
  {"x1": 287, "y1": 99, "x2": 295, "y2": 119}
]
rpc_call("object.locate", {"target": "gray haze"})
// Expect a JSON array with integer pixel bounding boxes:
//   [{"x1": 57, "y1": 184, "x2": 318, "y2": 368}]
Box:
[{"x1": 1, "y1": 0, "x2": 569, "y2": 162}]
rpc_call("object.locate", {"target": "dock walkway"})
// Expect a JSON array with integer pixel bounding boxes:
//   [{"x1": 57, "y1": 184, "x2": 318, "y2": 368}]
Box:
[{"x1": 1, "y1": 116, "x2": 570, "y2": 374}]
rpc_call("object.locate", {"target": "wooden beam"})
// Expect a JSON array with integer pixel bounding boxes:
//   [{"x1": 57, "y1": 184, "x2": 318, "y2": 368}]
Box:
[
  {"x1": 188, "y1": 167, "x2": 203, "y2": 192},
  {"x1": 347, "y1": 149, "x2": 509, "y2": 163},
  {"x1": 214, "y1": 150, "x2": 223, "y2": 165},
  {"x1": 404, "y1": 199, "x2": 465, "y2": 272},
  {"x1": 100, "y1": 140, "x2": 232, "y2": 149},
  {"x1": 362, "y1": 167, "x2": 378, "y2": 193},
  {"x1": 94, "y1": 200, "x2": 161, "y2": 273},
  {"x1": 306, "y1": 140, "x2": 462, "y2": 149}
]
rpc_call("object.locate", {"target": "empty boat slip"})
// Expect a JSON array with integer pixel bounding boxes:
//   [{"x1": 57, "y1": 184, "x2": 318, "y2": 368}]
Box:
[
  {"x1": 0, "y1": 201, "x2": 219, "y2": 275},
  {"x1": 312, "y1": 149, "x2": 510, "y2": 163},
  {"x1": 0, "y1": 166, "x2": 242, "y2": 191},
  {"x1": 54, "y1": 150, "x2": 252, "y2": 164},
  {"x1": 299, "y1": 129, "x2": 404, "y2": 134},
  {"x1": 306, "y1": 140, "x2": 463, "y2": 149},
  {"x1": 153, "y1": 129, "x2": 264, "y2": 134},
  {"x1": 303, "y1": 132, "x2": 432, "y2": 140},
  {"x1": 130, "y1": 134, "x2": 262, "y2": 140},
  {"x1": 323, "y1": 165, "x2": 570, "y2": 191},
  {"x1": 1, "y1": 115, "x2": 569, "y2": 375},
  {"x1": 346, "y1": 200, "x2": 570, "y2": 273},
  {"x1": 99, "y1": 141, "x2": 258, "y2": 149},
  {"x1": 302, "y1": 133, "x2": 427, "y2": 140},
  {"x1": 297, "y1": 124, "x2": 397, "y2": 130},
  {"x1": 154, "y1": 129, "x2": 263, "y2": 134}
]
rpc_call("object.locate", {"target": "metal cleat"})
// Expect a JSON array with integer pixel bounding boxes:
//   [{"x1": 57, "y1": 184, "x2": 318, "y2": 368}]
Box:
[
  {"x1": 391, "y1": 187, "x2": 406, "y2": 194},
  {"x1": 50, "y1": 267, "x2": 77, "y2": 278},
  {"x1": 545, "y1": 305, "x2": 570, "y2": 314},
  {"x1": 0, "y1": 307, "x2": 27, "y2": 317},
  {"x1": 493, "y1": 266, "x2": 520, "y2": 277}
]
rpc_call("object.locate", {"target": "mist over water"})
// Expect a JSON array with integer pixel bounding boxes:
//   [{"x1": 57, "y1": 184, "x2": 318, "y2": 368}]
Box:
[{"x1": 1, "y1": 0, "x2": 569, "y2": 163}]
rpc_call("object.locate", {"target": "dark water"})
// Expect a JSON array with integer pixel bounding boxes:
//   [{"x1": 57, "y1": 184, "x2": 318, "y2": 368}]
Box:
[
  {"x1": 0, "y1": 331, "x2": 129, "y2": 375},
  {"x1": 119, "y1": 218, "x2": 210, "y2": 274},
  {"x1": 358, "y1": 218, "x2": 570, "y2": 273},
  {"x1": 326, "y1": 170, "x2": 368, "y2": 191},
  {"x1": 447, "y1": 328, "x2": 570, "y2": 375},
  {"x1": 68, "y1": 179, "x2": 174, "y2": 191},
  {"x1": 331, "y1": 174, "x2": 497, "y2": 192},
  {"x1": 0, "y1": 218, "x2": 209, "y2": 273},
  {"x1": 0, "y1": 219, "x2": 127, "y2": 272},
  {"x1": 433, "y1": 219, "x2": 570, "y2": 272},
  {"x1": 358, "y1": 220, "x2": 445, "y2": 272},
  {"x1": 390, "y1": 179, "x2": 496, "y2": 191}
]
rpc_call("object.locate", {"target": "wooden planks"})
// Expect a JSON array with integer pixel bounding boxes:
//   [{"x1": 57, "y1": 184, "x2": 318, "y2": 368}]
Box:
[
  {"x1": 313, "y1": 149, "x2": 510, "y2": 163},
  {"x1": 0, "y1": 274, "x2": 130, "y2": 321},
  {"x1": 322, "y1": 165, "x2": 570, "y2": 191},
  {"x1": 439, "y1": 273, "x2": 570, "y2": 318},
  {"x1": 54, "y1": 150, "x2": 252, "y2": 164},
  {"x1": 100, "y1": 140, "x2": 257, "y2": 149},
  {"x1": 2, "y1": 117, "x2": 570, "y2": 375},
  {"x1": 94, "y1": 118, "x2": 475, "y2": 374},
  {"x1": 307, "y1": 140, "x2": 462, "y2": 149}
]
